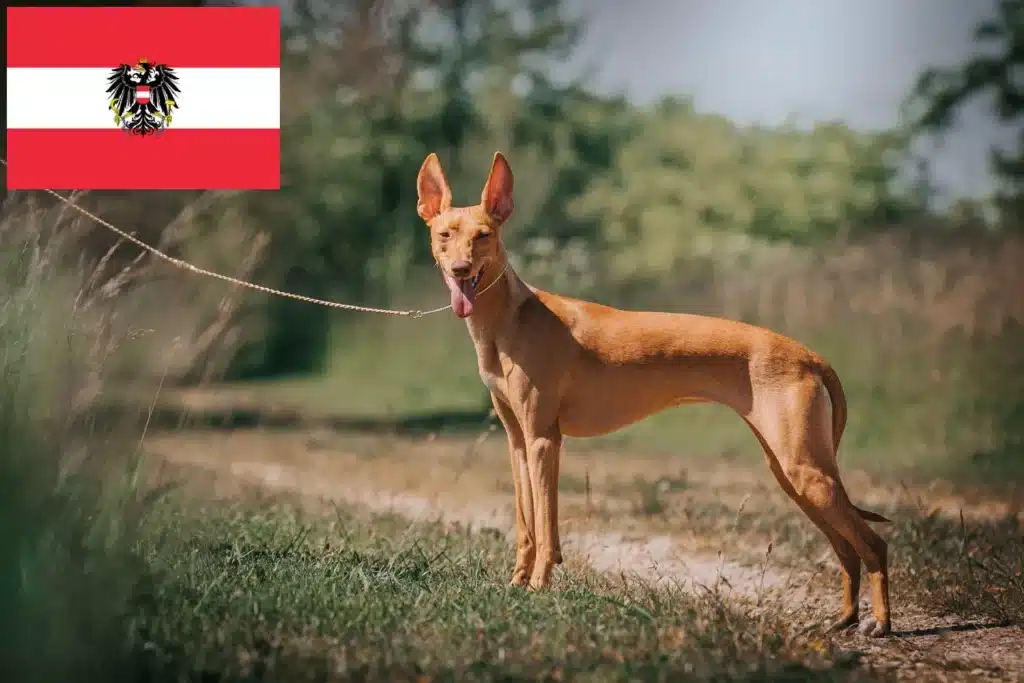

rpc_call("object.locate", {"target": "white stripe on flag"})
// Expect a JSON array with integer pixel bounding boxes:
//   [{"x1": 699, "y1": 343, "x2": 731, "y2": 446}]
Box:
[{"x1": 6, "y1": 67, "x2": 280, "y2": 130}]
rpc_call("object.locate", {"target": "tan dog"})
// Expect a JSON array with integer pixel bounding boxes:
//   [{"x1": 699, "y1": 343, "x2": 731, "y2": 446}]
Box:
[{"x1": 416, "y1": 151, "x2": 893, "y2": 638}]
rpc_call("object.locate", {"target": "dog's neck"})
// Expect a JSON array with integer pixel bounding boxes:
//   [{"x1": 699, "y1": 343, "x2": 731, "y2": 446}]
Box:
[{"x1": 463, "y1": 244, "x2": 528, "y2": 344}]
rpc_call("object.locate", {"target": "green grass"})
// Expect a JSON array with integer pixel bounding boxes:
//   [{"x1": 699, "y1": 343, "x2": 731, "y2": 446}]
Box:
[
  {"x1": 0, "y1": 207, "x2": 152, "y2": 682},
  {"x1": 130, "y1": 493, "x2": 876, "y2": 683}
]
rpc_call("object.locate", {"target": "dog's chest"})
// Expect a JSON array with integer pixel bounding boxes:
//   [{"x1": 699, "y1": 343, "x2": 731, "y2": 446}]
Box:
[{"x1": 475, "y1": 342, "x2": 511, "y2": 398}]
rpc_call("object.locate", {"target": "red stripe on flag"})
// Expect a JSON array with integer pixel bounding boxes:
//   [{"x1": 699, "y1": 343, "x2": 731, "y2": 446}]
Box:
[
  {"x1": 7, "y1": 7, "x2": 280, "y2": 68},
  {"x1": 6, "y1": 129, "x2": 280, "y2": 190}
]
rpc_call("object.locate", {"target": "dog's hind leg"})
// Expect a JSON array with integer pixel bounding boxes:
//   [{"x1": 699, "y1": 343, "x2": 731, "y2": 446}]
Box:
[
  {"x1": 748, "y1": 379, "x2": 891, "y2": 637},
  {"x1": 745, "y1": 417, "x2": 862, "y2": 632},
  {"x1": 802, "y1": 475, "x2": 890, "y2": 637}
]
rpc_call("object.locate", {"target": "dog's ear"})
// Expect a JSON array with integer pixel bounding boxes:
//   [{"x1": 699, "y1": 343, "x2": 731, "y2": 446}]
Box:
[
  {"x1": 417, "y1": 153, "x2": 452, "y2": 222},
  {"x1": 480, "y1": 151, "x2": 514, "y2": 224}
]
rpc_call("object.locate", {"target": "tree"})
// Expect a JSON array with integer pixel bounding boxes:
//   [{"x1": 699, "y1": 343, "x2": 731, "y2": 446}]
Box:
[
  {"x1": 909, "y1": 0, "x2": 1023, "y2": 221},
  {"x1": 229, "y1": 0, "x2": 589, "y2": 377},
  {"x1": 567, "y1": 99, "x2": 909, "y2": 281}
]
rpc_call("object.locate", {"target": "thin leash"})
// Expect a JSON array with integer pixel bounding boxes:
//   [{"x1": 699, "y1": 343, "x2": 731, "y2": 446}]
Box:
[{"x1": 0, "y1": 159, "x2": 506, "y2": 318}]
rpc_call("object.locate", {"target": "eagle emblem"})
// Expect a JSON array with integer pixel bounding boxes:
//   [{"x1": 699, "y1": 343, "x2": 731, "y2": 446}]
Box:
[{"x1": 106, "y1": 58, "x2": 181, "y2": 136}]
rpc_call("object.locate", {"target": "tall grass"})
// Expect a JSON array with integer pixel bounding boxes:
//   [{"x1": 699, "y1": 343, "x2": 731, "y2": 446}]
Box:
[
  {"x1": 0, "y1": 201, "x2": 140, "y2": 680},
  {"x1": 0, "y1": 194, "x2": 253, "y2": 681}
]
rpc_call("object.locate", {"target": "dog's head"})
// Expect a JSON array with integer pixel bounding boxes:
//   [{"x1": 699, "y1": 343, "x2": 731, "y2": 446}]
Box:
[{"x1": 416, "y1": 151, "x2": 514, "y2": 319}]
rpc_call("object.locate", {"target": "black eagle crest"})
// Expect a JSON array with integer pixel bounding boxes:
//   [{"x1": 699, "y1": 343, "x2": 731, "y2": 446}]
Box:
[{"x1": 106, "y1": 59, "x2": 181, "y2": 136}]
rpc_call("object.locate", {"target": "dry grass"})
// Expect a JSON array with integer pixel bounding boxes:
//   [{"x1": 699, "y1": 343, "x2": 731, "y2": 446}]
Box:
[
  {"x1": 10, "y1": 190, "x2": 270, "y2": 385},
  {"x1": 610, "y1": 228, "x2": 1024, "y2": 463},
  {"x1": 706, "y1": 232, "x2": 1024, "y2": 338}
]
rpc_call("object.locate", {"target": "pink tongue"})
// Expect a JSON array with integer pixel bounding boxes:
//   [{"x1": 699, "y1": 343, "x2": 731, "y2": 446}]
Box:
[{"x1": 445, "y1": 275, "x2": 475, "y2": 318}]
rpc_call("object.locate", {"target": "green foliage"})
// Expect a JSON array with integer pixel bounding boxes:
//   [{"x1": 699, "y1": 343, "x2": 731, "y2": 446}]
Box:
[
  {"x1": 227, "y1": 0, "x2": 587, "y2": 377},
  {"x1": 909, "y1": 0, "x2": 1023, "y2": 217},
  {"x1": 568, "y1": 101, "x2": 910, "y2": 279}
]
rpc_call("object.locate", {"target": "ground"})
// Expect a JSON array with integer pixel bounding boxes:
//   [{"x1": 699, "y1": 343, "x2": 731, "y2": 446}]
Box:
[{"x1": 138, "y1": 417, "x2": 1024, "y2": 682}]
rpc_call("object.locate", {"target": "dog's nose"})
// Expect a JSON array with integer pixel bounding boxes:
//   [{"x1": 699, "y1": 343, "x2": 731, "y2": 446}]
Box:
[{"x1": 450, "y1": 260, "x2": 472, "y2": 278}]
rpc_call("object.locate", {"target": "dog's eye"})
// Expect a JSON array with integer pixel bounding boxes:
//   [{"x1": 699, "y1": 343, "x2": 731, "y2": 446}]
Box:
[
  {"x1": 475, "y1": 232, "x2": 491, "y2": 241},
  {"x1": 438, "y1": 231, "x2": 450, "y2": 239}
]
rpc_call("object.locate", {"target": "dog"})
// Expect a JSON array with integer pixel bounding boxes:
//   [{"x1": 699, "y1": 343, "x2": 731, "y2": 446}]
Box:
[{"x1": 415, "y1": 151, "x2": 893, "y2": 638}]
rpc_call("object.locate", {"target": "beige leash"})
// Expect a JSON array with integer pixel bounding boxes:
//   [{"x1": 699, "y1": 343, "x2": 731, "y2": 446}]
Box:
[{"x1": 0, "y1": 159, "x2": 506, "y2": 318}]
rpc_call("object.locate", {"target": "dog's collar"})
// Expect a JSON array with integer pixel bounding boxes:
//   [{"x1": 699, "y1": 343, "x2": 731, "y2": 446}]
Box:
[{"x1": 475, "y1": 261, "x2": 509, "y2": 299}]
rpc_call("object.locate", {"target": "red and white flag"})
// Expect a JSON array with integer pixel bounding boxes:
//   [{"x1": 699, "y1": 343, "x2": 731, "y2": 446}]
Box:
[{"x1": 6, "y1": 6, "x2": 281, "y2": 190}]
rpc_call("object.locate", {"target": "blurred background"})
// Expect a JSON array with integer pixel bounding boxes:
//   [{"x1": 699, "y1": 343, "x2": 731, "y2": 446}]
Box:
[
  {"x1": 22, "y1": 0, "x2": 1016, "y2": 481},
  {"x1": 1, "y1": 0, "x2": 1022, "y2": 679}
]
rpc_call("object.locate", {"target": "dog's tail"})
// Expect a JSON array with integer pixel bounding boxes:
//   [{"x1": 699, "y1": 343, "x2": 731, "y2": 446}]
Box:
[
  {"x1": 817, "y1": 360, "x2": 892, "y2": 524},
  {"x1": 854, "y1": 505, "x2": 892, "y2": 524},
  {"x1": 816, "y1": 360, "x2": 848, "y2": 455}
]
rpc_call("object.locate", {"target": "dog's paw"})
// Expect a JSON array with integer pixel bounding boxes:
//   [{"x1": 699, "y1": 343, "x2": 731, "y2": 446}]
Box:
[
  {"x1": 527, "y1": 569, "x2": 553, "y2": 592},
  {"x1": 857, "y1": 617, "x2": 892, "y2": 638},
  {"x1": 868, "y1": 621, "x2": 891, "y2": 638},
  {"x1": 508, "y1": 569, "x2": 530, "y2": 588}
]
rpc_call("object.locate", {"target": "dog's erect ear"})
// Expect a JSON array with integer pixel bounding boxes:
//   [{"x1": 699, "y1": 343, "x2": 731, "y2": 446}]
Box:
[
  {"x1": 480, "y1": 151, "x2": 514, "y2": 224},
  {"x1": 417, "y1": 153, "x2": 452, "y2": 222}
]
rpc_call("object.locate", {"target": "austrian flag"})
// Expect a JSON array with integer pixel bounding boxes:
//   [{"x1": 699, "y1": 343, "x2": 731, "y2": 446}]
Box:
[{"x1": 6, "y1": 7, "x2": 281, "y2": 190}]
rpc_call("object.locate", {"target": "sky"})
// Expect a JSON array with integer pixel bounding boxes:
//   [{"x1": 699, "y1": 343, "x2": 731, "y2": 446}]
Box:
[{"x1": 563, "y1": 0, "x2": 1017, "y2": 201}]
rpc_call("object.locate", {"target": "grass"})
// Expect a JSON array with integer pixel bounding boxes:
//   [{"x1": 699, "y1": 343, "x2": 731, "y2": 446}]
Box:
[
  {"x1": 0, "y1": 202, "x2": 148, "y2": 681},
  {"x1": 0, "y1": 192, "x2": 258, "y2": 681},
  {"x1": 892, "y1": 509, "x2": 1024, "y2": 626},
  {"x1": 105, "y1": 227, "x2": 1024, "y2": 497},
  {"x1": 130, "y1": 490, "x2": 878, "y2": 683}
]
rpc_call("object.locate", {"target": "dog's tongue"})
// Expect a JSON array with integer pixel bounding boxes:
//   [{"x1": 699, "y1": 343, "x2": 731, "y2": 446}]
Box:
[{"x1": 445, "y1": 275, "x2": 476, "y2": 318}]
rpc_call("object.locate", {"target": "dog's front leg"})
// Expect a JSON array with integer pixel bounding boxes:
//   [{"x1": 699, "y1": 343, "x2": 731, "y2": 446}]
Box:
[
  {"x1": 526, "y1": 428, "x2": 562, "y2": 591},
  {"x1": 491, "y1": 395, "x2": 534, "y2": 586}
]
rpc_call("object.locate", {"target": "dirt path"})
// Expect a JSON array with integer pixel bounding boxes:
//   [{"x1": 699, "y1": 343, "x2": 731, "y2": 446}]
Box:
[{"x1": 144, "y1": 429, "x2": 1023, "y2": 681}]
